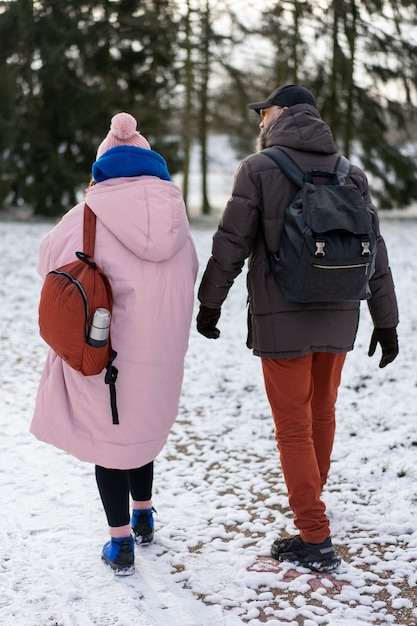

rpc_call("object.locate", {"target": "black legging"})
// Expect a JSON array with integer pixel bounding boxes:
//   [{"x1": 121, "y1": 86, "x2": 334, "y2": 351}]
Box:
[{"x1": 95, "y1": 462, "x2": 154, "y2": 527}]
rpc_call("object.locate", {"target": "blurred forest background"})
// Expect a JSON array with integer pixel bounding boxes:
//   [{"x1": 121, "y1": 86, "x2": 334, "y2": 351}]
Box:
[{"x1": 0, "y1": 0, "x2": 417, "y2": 217}]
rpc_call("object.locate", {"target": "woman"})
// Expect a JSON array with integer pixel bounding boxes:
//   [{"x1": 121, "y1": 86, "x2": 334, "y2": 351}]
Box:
[{"x1": 31, "y1": 112, "x2": 198, "y2": 575}]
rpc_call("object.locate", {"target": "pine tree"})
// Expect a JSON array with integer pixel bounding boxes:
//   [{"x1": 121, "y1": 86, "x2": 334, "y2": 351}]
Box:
[
  {"x1": 176, "y1": 0, "x2": 251, "y2": 214},
  {"x1": 0, "y1": 0, "x2": 180, "y2": 216},
  {"x1": 252, "y1": 0, "x2": 417, "y2": 208},
  {"x1": 313, "y1": 0, "x2": 417, "y2": 207}
]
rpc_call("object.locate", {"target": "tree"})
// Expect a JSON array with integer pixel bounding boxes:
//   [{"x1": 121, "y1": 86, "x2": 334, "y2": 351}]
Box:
[
  {"x1": 262, "y1": 0, "x2": 313, "y2": 86},
  {"x1": 176, "y1": 0, "x2": 249, "y2": 214},
  {"x1": 198, "y1": 0, "x2": 211, "y2": 214},
  {"x1": 0, "y1": 0, "x2": 181, "y2": 216},
  {"x1": 253, "y1": 0, "x2": 417, "y2": 208},
  {"x1": 2, "y1": 0, "x2": 416, "y2": 215},
  {"x1": 317, "y1": 0, "x2": 417, "y2": 207},
  {"x1": 180, "y1": 0, "x2": 194, "y2": 210},
  {"x1": 209, "y1": 1, "x2": 316, "y2": 166}
]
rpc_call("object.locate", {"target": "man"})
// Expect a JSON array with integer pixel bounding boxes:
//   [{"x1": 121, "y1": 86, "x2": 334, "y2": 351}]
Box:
[{"x1": 196, "y1": 84, "x2": 399, "y2": 573}]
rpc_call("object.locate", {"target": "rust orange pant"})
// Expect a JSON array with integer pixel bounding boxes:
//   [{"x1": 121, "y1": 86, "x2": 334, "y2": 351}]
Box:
[{"x1": 261, "y1": 352, "x2": 346, "y2": 544}]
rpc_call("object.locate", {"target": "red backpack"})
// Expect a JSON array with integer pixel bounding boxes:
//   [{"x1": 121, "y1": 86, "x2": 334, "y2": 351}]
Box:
[{"x1": 38, "y1": 204, "x2": 119, "y2": 423}]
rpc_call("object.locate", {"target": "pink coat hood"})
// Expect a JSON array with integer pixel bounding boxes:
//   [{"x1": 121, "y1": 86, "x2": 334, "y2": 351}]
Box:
[{"x1": 85, "y1": 176, "x2": 189, "y2": 262}]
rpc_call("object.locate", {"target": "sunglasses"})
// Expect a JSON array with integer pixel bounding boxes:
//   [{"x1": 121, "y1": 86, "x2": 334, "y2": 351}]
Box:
[{"x1": 260, "y1": 106, "x2": 283, "y2": 120}]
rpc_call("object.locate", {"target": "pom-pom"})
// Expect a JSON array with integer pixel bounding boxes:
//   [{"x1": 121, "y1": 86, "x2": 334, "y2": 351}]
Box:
[{"x1": 110, "y1": 112, "x2": 137, "y2": 140}]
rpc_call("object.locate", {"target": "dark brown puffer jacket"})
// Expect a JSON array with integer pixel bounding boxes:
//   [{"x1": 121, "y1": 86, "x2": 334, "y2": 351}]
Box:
[{"x1": 198, "y1": 103, "x2": 399, "y2": 358}]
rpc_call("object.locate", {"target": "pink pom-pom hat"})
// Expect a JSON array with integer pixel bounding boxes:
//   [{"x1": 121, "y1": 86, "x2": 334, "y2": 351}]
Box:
[{"x1": 96, "y1": 112, "x2": 151, "y2": 158}]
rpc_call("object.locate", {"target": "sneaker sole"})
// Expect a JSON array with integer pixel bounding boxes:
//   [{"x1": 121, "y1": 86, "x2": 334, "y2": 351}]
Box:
[
  {"x1": 274, "y1": 553, "x2": 341, "y2": 573},
  {"x1": 133, "y1": 533, "x2": 154, "y2": 545},
  {"x1": 102, "y1": 556, "x2": 135, "y2": 576},
  {"x1": 306, "y1": 556, "x2": 341, "y2": 573}
]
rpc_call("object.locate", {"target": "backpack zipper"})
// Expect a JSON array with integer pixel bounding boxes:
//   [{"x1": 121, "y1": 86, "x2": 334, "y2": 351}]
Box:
[
  {"x1": 48, "y1": 270, "x2": 89, "y2": 338},
  {"x1": 313, "y1": 263, "x2": 370, "y2": 271}
]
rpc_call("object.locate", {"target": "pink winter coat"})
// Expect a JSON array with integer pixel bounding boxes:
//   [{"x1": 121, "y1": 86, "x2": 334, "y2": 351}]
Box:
[{"x1": 31, "y1": 176, "x2": 198, "y2": 469}]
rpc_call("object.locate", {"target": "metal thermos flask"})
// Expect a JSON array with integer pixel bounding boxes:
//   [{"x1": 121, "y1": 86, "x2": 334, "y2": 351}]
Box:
[{"x1": 88, "y1": 308, "x2": 111, "y2": 348}]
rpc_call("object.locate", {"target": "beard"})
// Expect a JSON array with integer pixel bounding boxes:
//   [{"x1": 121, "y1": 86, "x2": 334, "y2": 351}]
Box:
[{"x1": 256, "y1": 127, "x2": 268, "y2": 152}]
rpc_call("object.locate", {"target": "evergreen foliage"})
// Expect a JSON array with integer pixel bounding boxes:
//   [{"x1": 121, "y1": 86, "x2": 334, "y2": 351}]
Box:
[
  {"x1": 214, "y1": 0, "x2": 417, "y2": 209},
  {"x1": 0, "y1": 0, "x2": 179, "y2": 216},
  {"x1": 0, "y1": 0, "x2": 416, "y2": 215}
]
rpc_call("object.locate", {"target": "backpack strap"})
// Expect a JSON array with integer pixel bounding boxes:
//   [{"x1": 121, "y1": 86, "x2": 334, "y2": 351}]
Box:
[
  {"x1": 82, "y1": 203, "x2": 120, "y2": 426},
  {"x1": 83, "y1": 203, "x2": 96, "y2": 258},
  {"x1": 262, "y1": 147, "x2": 305, "y2": 188},
  {"x1": 105, "y1": 353, "x2": 119, "y2": 425},
  {"x1": 263, "y1": 148, "x2": 352, "y2": 187}
]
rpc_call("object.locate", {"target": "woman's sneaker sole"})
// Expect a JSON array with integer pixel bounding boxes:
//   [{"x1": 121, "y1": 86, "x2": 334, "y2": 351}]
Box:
[{"x1": 102, "y1": 557, "x2": 135, "y2": 576}]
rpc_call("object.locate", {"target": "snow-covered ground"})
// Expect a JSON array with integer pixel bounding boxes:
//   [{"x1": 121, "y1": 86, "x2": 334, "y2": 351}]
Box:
[{"x1": 0, "y1": 216, "x2": 416, "y2": 626}]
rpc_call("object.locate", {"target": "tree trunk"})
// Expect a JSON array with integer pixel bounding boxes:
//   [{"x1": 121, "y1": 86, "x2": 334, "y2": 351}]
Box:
[
  {"x1": 199, "y1": 0, "x2": 211, "y2": 215},
  {"x1": 342, "y1": 0, "x2": 357, "y2": 157},
  {"x1": 182, "y1": 0, "x2": 193, "y2": 213}
]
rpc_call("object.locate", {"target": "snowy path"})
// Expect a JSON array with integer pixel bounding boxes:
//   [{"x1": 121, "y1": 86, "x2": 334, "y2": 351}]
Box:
[{"x1": 0, "y1": 218, "x2": 416, "y2": 625}]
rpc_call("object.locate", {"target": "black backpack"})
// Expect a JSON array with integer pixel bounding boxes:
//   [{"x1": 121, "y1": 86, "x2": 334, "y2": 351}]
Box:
[{"x1": 262, "y1": 147, "x2": 377, "y2": 303}]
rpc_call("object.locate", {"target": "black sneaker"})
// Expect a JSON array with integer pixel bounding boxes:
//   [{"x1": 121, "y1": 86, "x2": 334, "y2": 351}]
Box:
[
  {"x1": 271, "y1": 535, "x2": 341, "y2": 573},
  {"x1": 131, "y1": 508, "x2": 154, "y2": 544}
]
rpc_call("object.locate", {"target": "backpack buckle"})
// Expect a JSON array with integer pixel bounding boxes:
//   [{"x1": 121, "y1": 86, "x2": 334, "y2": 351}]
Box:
[
  {"x1": 361, "y1": 237, "x2": 371, "y2": 255},
  {"x1": 315, "y1": 238, "x2": 325, "y2": 256}
]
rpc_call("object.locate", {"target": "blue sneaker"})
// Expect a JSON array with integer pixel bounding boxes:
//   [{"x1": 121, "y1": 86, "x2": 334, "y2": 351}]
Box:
[
  {"x1": 131, "y1": 508, "x2": 154, "y2": 544},
  {"x1": 102, "y1": 536, "x2": 135, "y2": 575}
]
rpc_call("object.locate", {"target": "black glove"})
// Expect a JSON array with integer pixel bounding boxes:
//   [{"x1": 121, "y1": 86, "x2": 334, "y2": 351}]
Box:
[
  {"x1": 196, "y1": 305, "x2": 221, "y2": 339},
  {"x1": 368, "y1": 327, "x2": 398, "y2": 368}
]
